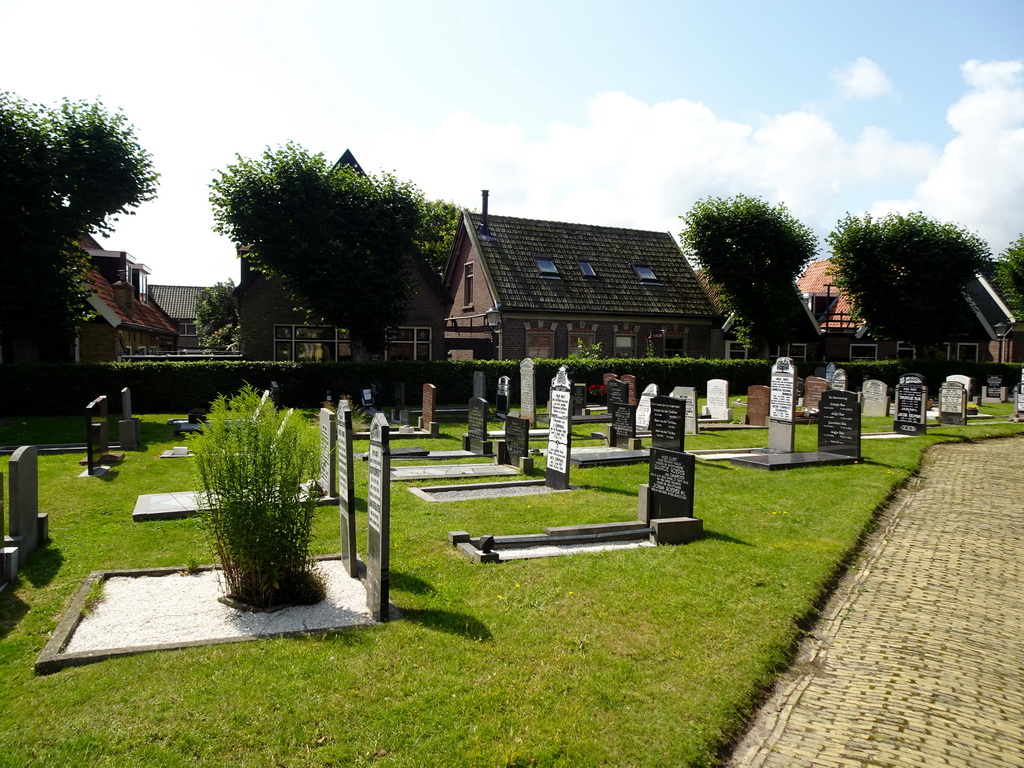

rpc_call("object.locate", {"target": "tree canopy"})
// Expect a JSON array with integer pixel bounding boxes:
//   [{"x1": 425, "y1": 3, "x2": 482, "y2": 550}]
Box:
[
  {"x1": 679, "y1": 194, "x2": 818, "y2": 353},
  {"x1": 416, "y1": 197, "x2": 463, "y2": 277},
  {"x1": 0, "y1": 91, "x2": 158, "y2": 362},
  {"x1": 995, "y1": 234, "x2": 1024, "y2": 320},
  {"x1": 210, "y1": 143, "x2": 449, "y2": 358},
  {"x1": 827, "y1": 211, "x2": 990, "y2": 356},
  {"x1": 195, "y1": 280, "x2": 240, "y2": 349}
]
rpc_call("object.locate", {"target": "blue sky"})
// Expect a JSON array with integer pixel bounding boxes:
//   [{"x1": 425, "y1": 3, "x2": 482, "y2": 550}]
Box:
[{"x1": 3, "y1": 0, "x2": 1022, "y2": 285}]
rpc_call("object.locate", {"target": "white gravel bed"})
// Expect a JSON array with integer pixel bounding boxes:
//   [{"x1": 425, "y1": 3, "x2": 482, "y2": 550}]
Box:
[
  {"x1": 66, "y1": 560, "x2": 374, "y2": 653},
  {"x1": 498, "y1": 540, "x2": 656, "y2": 560},
  {"x1": 423, "y1": 484, "x2": 560, "y2": 501}
]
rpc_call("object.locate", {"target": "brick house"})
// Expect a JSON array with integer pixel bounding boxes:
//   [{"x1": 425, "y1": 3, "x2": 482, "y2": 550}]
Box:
[
  {"x1": 442, "y1": 206, "x2": 717, "y2": 360},
  {"x1": 797, "y1": 258, "x2": 1021, "y2": 362},
  {"x1": 150, "y1": 285, "x2": 206, "y2": 350},
  {"x1": 79, "y1": 236, "x2": 178, "y2": 361},
  {"x1": 233, "y1": 252, "x2": 450, "y2": 361}
]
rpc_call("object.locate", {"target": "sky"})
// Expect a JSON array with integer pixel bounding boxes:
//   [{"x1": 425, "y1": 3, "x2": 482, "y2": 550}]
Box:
[{"x1": 3, "y1": 0, "x2": 1023, "y2": 286}]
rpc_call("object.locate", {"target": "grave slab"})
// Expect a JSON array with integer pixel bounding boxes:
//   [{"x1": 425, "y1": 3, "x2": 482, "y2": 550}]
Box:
[
  {"x1": 409, "y1": 479, "x2": 569, "y2": 503},
  {"x1": 569, "y1": 447, "x2": 650, "y2": 467},
  {"x1": 390, "y1": 464, "x2": 520, "y2": 481},
  {"x1": 727, "y1": 451, "x2": 860, "y2": 471}
]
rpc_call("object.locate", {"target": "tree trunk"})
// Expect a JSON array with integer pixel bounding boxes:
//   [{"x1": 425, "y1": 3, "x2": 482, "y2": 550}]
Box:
[{"x1": 8, "y1": 331, "x2": 41, "y2": 364}]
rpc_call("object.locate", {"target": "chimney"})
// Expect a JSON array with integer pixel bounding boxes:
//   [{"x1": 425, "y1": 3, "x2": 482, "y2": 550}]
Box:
[
  {"x1": 478, "y1": 190, "x2": 495, "y2": 241},
  {"x1": 112, "y1": 252, "x2": 134, "y2": 318}
]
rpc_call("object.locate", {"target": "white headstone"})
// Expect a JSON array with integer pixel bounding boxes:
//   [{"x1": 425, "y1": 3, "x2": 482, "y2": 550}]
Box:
[
  {"x1": 769, "y1": 357, "x2": 796, "y2": 453},
  {"x1": 636, "y1": 384, "x2": 659, "y2": 430},
  {"x1": 706, "y1": 379, "x2": 730, "y2": 420}
]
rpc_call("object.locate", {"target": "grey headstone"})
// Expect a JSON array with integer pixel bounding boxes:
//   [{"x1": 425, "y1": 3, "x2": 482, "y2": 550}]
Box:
[
  {"x1": 818, "y1": 390, "x2": 861, "y2": 458},
  {"x1": 825, "y1": 363, "x2": 836, "y2": 383},
  {"x1": 893, "y1": 373, "x2": 928, "y2": 436},
  {"x1": 5, "y1": 446, "x2": 42, "y2": 565},
  {"x1": 938, "y1": 381, "x2": 967, "y2": 426},
  {"x1": 671, "y1": 386, "x2": 699, "y2": 434},
  {"x1": 473, "y1": 370, "x2": 486, "y2": 400},
  {"x1": 946, "y1": 374, "x2": 973, "y2": 400},
  {"x1": 467, "y1": 397, "x2": 491, "y2": 455},
  {"x1": 520, "y1": 359, "x2": 536, "y2": 425},
  {"x1": 337, "y1": 400, "x2": 357, "y2": 578},
  {"x1": 318, "y1": 408, "x2": 337, "y2": 497},
  {"x1": 831, "y1": 368, "x2": 848, "y2": 392},
  {"x1": 545, "y1": 366, "x2": 573, "y2": 490},
  {"x1": 366, "y1": 413, "x2": 391, "y2": 621},
  {"x1": 861, "y1": 379, "x2": 890, "y2": 417},
  {"x1": 769, "y1": 357, "x2": 797, "y2": 452}
]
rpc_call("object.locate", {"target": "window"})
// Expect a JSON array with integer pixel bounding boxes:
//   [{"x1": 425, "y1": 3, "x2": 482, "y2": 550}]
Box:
[
  {"x1": 811, "y1": 295, "x2": 837, "y2": 316},
  {"x1": 178, "y1": 322, "x2": 197, "y2": 337},
  {"x1": 725, "y1": 341, "x2": 749, "y2": 359},
  {"x1": 897, "y1": 341, "x2": 916, "y2": 359},
  {"x1": 463, "y1": 263, "x2": 474, "y2": 307},
  {"x1": 788, "y1": 343, "x2": 807, "y2": 361},
  {"x1": 578, "y1": 260, "x2": 597, "y2": 277},
  {"x1": 386, "y1": 328, "x2": 432, "y2": 361},
  {"x1": 527, "y1": 330, "x2": 553, "y2": 358},
  {"x1": 957, "y1": 343, "x2": 979, "y2": 362},
  {"x1": 274, "y1": 325, "x2": 351, "y2": 362},
  {"x1": 570, "y1": 332, "x2": 595, "y2": 353},
  {"x1": 665, "y1": 335, "x2": 687, "y2": 358},
  {"x1": 614, "y1": 334, "x2": 636, "y2": 358},
  {"x1": 535, "y1": 256, "x2": 560, "y2": 277},
  {"x1": 849, "y1": 344, "x2": 878, "y2": 361},
  {"x1": 633, "y1": 264, "x2": 659, "y2": 282}
]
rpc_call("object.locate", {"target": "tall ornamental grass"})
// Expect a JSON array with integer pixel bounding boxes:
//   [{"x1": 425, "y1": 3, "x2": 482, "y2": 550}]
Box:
[{"x1": 191, "y1": 386, "x2": 325, "y2": 608}]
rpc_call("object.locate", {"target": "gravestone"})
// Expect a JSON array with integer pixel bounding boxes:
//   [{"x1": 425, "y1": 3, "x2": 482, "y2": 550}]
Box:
[
  {"x1": 814, "y1": 366, "x2": 827, "y2": 379},
  {"x1": 83, "y1": 398, "x2": 105, "y2": 476},
  {"x1": 938, "y1": 381, "x2": 967, "y2": 426},
  {"x1": 318, "y1": 408, "x2": 337, "y2": 497},
  {"x1": 269, "y1": 381, "x2": 282, "y2": 409},
  {"x1": 861, "y1": 379, "x2": 890, "y2": 417},
  {"x1": 603, "y1": 372, "x2": 619, "y2": 392},
  {"x1": 496, "y1": 376, "x2": 511, "y2": 420},
  {"x1": 607, "y1": 378, "x2": 629, "y2": 407},
  {"x1": 118, "y1": 387, "x2": 141, "y2": 450},
  {"x1": 621, "y1": 374, "x2": 638, "y2": 405},
  {"x1": 465, "y1": 397, "x2": 493, "y2": 455},
  {"x1": 643, "y1": 448, "x2": 696, "y2": 521},
  {"x1": 336, "y1": 400, "x2": 358, "y2": 577},
  {"x1": 796, "y1": 377, "x2": 805, "y2": 402},
  {"x1": 636, "y1": 384, "x2": 658, "y2": 430},
  {"x1": 893, "y1": 373, "x2": 928, "y2": 436},
  {"x1": 745, "y1": 385, "x2": 769, "y2": 427},
  {"x1": 831, "y1": 368, "x2": 849, "y2": 391},
  {"x1": 825, "y1": 363, "x2": 836, "y2": 383},
  {"x1": 473, "y1": 370, "x2": 486, "y2": 400},
  {"x1": 366, "y1": 413, "x2": 391, "y2": 622},
  {"x1": 520, "y1": 358, "x2": 536, "y2": 425},
  {"x1": 392, "y1": 382, "x2": 406, "y2": 410},
  {"x1": 4, "y1": 446, "x2": 47, "y2": 566},
  {"x1": 499, "y1": 415, "x2": 532, "y2": 470},
  {"x1": 769, "y1": 357, "x2": 797, "y2": 452},
  {"x1": 545, "y1": 366, "x2": 573, "y2": 490},
  {"x1": 1016, "y1": 384, "x2": 1024, "y2": 415},
  {"x1": 705, "y1": 379, "x2": 731, "y2": 420},
  {"x1": 803, "y1": 376, "x2": 829, "y2": 411},
  {"x1": 983, "y1": 375, "x2": 1004, "y2": 404},
  {"x1": 609, "y1": 403, "x2": 638, "y2": 448},
  {"x1": 419, "y1": 383, "x2": 439, "y2": 437},
  {"x1": 818, "y1": 390, "x2": 861, "y2": 458},
  {"x1": 946, "y1": 374, "x2": 973, "y2": 401},
  {"x1": 671, "y1": 386, "x2": 699, "y2": 434},
  {"x1": 571, "y1": 383, "x2": 587, "y2": 417},
  {"x1": 650, "y1": 395, "x2": 686, "y2": 452},
  {"x1": 359, "y1": 386, "x2": 375, "y2": 408}
]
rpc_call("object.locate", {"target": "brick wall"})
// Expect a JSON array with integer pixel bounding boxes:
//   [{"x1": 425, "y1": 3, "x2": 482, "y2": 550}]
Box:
[{"x1": 237, "y1": 274, "x2": 308, "y2": 360}]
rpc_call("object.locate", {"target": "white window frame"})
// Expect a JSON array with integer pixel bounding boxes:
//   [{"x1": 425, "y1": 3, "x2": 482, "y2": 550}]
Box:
[
  {"x1": 614, "y1": 334, "x2": 636, "y2": 358},
  {"x1": 725, "y1": 341, "x2": 749, "y2": 359},
  {"x1": 956, "y1": 343, "x2": 979, "y2": 362},
  {"x1": 849, "y1": 343, "x2": 878, "y2": 361},
  {"x1": 788, "y1": 343, "x2": 807, "y2": 362}
]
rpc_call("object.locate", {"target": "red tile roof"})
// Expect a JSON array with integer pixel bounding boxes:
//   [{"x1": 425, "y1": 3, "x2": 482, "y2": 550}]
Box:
[
  {"x1": 797, "y1": 258, "x2": 859, "y2": 332},
  {"x1": 85, "y1": 269, "x2": 177, "y2": 334}
]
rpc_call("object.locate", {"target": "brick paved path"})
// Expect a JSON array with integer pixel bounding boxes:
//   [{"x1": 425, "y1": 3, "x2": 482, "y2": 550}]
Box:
[{"x1": 728, "y1": 437, "x2": 1024, "y2": 767}]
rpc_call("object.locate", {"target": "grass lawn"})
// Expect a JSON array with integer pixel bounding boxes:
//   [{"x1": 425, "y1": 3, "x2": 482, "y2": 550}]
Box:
[{"x1": 0, "y1": 403, "x2": 1021, "y2": 767}]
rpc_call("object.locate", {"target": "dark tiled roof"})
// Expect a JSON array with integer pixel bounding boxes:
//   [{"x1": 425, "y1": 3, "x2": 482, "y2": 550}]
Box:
[
  {"x1": 86, "y1": 271, "x2": 177, "y2": 334},
  {"x1": 467, "y1": 213, "x2": 714, "y2": 317},
  {"x1": 695, "y1": 269, "x2": 727, "y2": 316},
  {"x1": 150, "y1": 284, "x2": 207, "y2": 320}
]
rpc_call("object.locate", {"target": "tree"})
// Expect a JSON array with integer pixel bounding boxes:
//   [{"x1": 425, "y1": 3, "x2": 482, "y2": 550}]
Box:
[
  {"x1": 680, "y1": 194, "x2": 818, "y2": 354},
  {"x1": 416, "y1": 197, "x2": 462, "y2": 277},
  {"x1": 995, "y1": 234, "x2": 1024, "y2": 319},
  {"x1": 0, "y1": 92, "x2": 158, "y2": 363},
  {"x1": 210, "y1": 143, "x2": 433, "y2": 359},
  {"x1": 195, "y1": 280, "x2": 239, "y2": 349},
  {"x1": 827, "y1": 212, "x2": 990, "y2": 357}
]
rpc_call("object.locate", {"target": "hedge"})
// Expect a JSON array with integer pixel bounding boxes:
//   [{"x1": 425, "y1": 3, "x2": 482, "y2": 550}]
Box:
[{"x1": 0, "y1": 357, "x2": 1019, "y2": 417}]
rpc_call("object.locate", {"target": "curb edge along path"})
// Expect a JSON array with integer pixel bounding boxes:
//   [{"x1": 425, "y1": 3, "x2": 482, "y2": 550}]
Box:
[{"x1": 727, "y1": 436, "x2": 1024, "y2": 768}]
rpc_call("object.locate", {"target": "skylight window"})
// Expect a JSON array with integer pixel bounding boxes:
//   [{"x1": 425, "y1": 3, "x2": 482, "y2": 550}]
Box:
[
  {"x1": 535, "y1": 256, "x2": 560, "y2": 277},
  {"x1": 633, "y1": 264, "x2": 659, "y2": 282},
  {"x1": 578, "y1": 260, "x2": 597, "y2": 277}
]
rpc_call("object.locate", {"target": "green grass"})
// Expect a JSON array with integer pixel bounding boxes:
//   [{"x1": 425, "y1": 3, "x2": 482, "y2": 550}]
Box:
[{"x1": 0, "y1": 405, "x2": 1021, "y2": 767}]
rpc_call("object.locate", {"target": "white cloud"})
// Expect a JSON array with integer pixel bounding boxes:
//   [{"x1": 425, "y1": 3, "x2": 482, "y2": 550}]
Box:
[
  {"x1": 873, "y1": 60, "x2": 1024, "y2": 253},
  {"x1": 831, "y1": 57, "x2": 895, "y2": 100}
]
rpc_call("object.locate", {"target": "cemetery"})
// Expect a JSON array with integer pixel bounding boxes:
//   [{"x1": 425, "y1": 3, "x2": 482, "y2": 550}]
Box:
[{"x1": 1, "y1": 361, "x2": 1023, "y2": 766}]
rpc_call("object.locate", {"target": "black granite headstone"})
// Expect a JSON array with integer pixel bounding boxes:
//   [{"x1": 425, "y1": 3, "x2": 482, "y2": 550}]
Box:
[
  {"x1": 269, "y1": 381, "x2": 282, "y2": 409},
  {"x1": 817, "y1": 390, "x2": 861, "y2": 458},
  {"x1": 503, "y1": 415, "x2": 530, "y2": 467},
  {"x1": 473, "y1": 370, "x2": 486, "y2": 400},
  {"x1": 986, "y1": 375, "x2": 1003, "y2": 400},
  {"x1": 894, "y1": 373, "x2": 928, "y2": 436},
  {"x1": 607, "y1": 378, "x2": 628, "y2": 406},
  {"x1": 467, "y1": 397, "x2": 489, "y2": 454},
  {"x1": 647, "y1": 448, "x2": 696, "y2": 519},
  {"x1": 496, "y1": 376, "x2": 511, "y2": 420},
  {"x1": 366, "y1": 413, "x2": 391, "y2": 622},
  {"x1": 610, "y1": 403, "x2": 637, "y2": 448},
  {"x1": 650, "y1": 395, "x2": 686, "y2": 452},
  {"x1": 571, "y1": 383, "x2": 586, "y2": 417},
  {"x1": 392, "y1": 382, "x2": 406, "y2": 409}
]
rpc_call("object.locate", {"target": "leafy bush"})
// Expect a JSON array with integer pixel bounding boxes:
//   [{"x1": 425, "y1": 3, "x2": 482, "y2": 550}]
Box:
[{"x1": 191, "y1": 386, "x2": 325, "y2": 608}]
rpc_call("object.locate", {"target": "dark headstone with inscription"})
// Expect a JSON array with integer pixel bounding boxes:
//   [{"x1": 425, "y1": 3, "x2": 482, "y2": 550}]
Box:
[
  {"x1": 473, "y1": 370, "x2": 486, "y2": 400},
  {"x1": 545, "y1": 366, "x2": 573, "y2": 490},
  {"x1": 894, "y1": 373, "x2": 928, "y2": 436},
  {"x1": 645, "y1": 449, "x2": 696, "y2": 520},
  {"x1": 502, "y1": 415, "x2": 531, "y2": 467},
  {"x1": 818, "y1": 390, "x2": 861, "y2": 458},
  {"x1": 650, "y1": 395, "x2": 686, "y2": 452},
  {"x1": 336, "y1": 400, "x2": 358, "y2": 577},
  {"x1": 803, "y1": 376, "x2": 829, "y2": 411},
  {"x1": 571, "y1": 383, "x2": 587, "y2": 417},
  {"x1": 746, "y1": 385, "x2": 769, "y2": 427},
  {"x1": 496, "y1": 376, "x2": 511, "y2": 420},
  {"x1": 609, "y1": 403, "x2": 638, "y2": 448},
  {"x1": 366, "y1": 413, "x2": 391, "y2": 622},
  {"x1": 607, "y1": 378, "x2": 628, "y2": 407},
  {"x1": 769, "y1": 357, "x2": 797, "y2": 452},
  {"x1": 938, "y1": 381, "x2": 967, "y2": 426},
  {"x1": 466, "y1": 397, "x2": 492, "y2": 455},
  {"x1": 984, "y1": 375, "x2": 1004, "y2": 403},
  {"x1": 392, "y1": 382, "x2": 406, "y2": 409}
]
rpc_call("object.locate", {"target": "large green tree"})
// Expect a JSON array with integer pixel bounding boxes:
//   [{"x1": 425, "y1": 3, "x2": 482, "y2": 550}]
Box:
[
  {"x1": 416, "y1": 197, "x2": 462, "y2": 277},
  {"x1": 827, "y1": 211, "x2": 990, "y2": 357},
  {"x1": 0, "y1": 92, "x2": 158, "y2": 363},
  {"x1": 210, "y1": 143, "x2": 441, "y2": 359},
  {"x1": 195, "y1": 279, "x2": 240, "y2": 349},
  {"x1": 680, "y1": 194, "x2": 818, "y2": 354},
  {"x1": 995, "y1": 234, "x2": 1024, "y2": 319}
]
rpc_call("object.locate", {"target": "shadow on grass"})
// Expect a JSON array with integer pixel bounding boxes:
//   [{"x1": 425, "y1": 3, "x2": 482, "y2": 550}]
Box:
[
  {"x1": 400, "y1": 607, "x2": 493, "y2": 642},
  {"x1": 703, "y1": 530, "x2": 753, "y2": 546},
  {"x1": 390, "y1": 570, "x2": 436, "y2": 596},
  {"x1": 0, "y1": 590, "x2": 28, "y2": 640},
  {"x1": 22, "y1": 545, "x2": 63, "y2": 588},
  {"x1": 573, "y1": 484, "x2": 637, "y2": 498}
]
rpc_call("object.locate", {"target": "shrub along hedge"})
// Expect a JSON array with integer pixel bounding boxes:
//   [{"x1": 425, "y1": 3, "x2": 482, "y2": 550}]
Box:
[{"x1": 0, "y1": 357, "x2": 1019, "y2": 416}]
